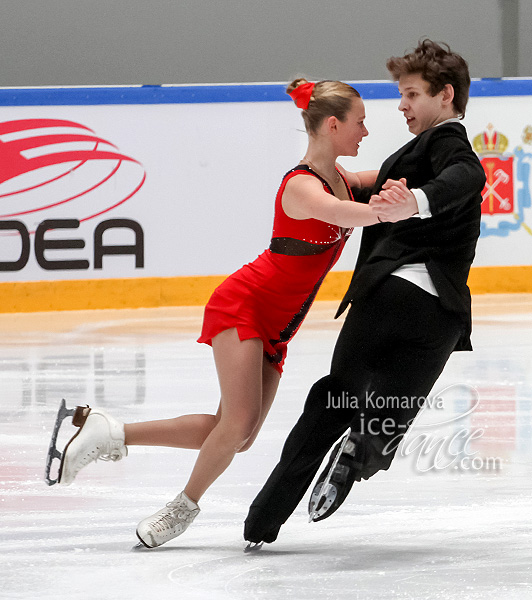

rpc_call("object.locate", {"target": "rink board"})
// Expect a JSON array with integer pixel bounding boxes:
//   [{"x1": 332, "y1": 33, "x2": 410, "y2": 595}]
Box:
[{"x1": 0, "y1": 80, "x2": 531, "y2": 311}]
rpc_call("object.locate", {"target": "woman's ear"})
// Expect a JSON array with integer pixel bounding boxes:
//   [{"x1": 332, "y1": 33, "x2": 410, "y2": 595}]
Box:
[{"x1": 326, "y1": 115, "x2": 339, "y2": 133}]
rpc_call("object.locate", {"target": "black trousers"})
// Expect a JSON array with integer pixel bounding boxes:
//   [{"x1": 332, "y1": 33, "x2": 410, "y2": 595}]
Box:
[{"x1": 244, "y1": 276, "x2": 464, "y2": 543}]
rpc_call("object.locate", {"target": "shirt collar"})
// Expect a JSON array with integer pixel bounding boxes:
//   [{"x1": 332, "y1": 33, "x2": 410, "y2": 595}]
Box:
[{"x1": 436, "y1": 117, "x2": 461, "y2": 126}]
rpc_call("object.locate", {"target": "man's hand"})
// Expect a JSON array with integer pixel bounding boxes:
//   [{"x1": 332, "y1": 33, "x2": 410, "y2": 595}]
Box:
[{"x1": 369, "y1": 178, "x2": 418, "y2": 223}]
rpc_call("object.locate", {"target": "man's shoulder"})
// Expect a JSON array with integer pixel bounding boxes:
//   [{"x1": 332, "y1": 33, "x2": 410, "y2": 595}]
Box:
[
  {"x1": 394, "y1": 122, "x2": 467, "y2": 157},
  {"x1": 416, "y1": 121, "x2": 474, "y2": 157},
  {"x1": 421, "y1": 121, "x2": 468, "y2": 142}
]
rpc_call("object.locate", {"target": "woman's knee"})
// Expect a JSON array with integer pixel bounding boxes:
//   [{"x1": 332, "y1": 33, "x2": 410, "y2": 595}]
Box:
[
  {"x1": 237, "y1": 432, "x2": 259, "y2": 453},
  {"x1": 218, "y1": 416, "x2": 260, "y2": 452}
]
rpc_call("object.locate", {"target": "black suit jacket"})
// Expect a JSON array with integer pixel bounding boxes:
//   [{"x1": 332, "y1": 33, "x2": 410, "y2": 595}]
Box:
[{"x1": 338, "y1": 122, "x2": 486, "y2": 351}]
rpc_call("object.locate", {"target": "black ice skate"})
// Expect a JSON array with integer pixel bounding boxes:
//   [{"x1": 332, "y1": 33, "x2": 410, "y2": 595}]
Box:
[{"x1": 308, "y1": 428, "x2": 362, "y2": 522}]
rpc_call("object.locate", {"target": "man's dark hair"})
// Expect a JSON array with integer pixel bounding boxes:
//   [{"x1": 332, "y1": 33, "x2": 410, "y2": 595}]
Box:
[{"x1": 386, "y1": 39, "x2": 471, "y2": 118}]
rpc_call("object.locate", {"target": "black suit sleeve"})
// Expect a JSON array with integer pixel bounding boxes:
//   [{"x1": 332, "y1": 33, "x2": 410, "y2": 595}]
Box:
[
  {"x1": 420, "y1": 127, "x2": 486, "y2": 217},
  {"x1": 350, "y1": 186, "x2": 373, "y2": 204}
]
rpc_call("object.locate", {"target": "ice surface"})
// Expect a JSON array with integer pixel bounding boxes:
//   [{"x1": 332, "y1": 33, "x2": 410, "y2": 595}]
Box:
[{"x1": 1, "y1": 298, "x2": 531, "y2": 600}]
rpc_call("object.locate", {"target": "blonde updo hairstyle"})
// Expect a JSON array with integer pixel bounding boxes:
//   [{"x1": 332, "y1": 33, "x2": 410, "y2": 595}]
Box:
[{"x1": 287, "y1": 78, "x2": 361, "y2": 135}]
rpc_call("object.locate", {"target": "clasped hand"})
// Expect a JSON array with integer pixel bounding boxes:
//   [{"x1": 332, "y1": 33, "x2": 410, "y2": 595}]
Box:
[{"x1": 369, "y1": 178, "x2": 418, "y2": 223}]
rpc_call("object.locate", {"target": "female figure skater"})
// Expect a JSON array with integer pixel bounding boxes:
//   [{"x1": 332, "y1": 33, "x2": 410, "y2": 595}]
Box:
[{"x1": 50, "y1": 79, "x2": 409, "y2": 548}]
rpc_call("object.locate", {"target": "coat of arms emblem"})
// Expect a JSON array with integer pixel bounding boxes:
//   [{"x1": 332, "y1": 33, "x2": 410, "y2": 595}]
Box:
[{"x1": 473, "y1": 124, "x2": 532, "y2": 238}]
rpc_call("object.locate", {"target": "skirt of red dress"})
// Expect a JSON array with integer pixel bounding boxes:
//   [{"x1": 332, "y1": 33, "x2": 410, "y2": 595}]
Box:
[{"x1": 197, "y1": 248, "x2": 337, "y2": 376}]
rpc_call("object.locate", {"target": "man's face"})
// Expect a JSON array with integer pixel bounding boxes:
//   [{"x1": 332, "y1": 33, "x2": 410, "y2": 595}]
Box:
[{"x1": 397, "y1": 73, "x2": 451, "y2": 135}]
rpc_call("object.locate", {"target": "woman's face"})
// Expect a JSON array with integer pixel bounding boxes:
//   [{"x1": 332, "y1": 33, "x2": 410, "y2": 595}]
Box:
[{"x1": 334, "y1": 97, "x2": 369, "y2": 157}]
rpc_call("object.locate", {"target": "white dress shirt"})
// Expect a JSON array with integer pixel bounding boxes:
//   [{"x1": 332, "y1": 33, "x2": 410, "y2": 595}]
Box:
[{"x1": 390, "y1": 117, "x2": 462, "y2": 296}]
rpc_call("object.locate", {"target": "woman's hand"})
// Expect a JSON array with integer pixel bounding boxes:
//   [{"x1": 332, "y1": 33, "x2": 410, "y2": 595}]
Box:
[{"x1": 369, "y1": 178, "x2": 418, "y2": 222}]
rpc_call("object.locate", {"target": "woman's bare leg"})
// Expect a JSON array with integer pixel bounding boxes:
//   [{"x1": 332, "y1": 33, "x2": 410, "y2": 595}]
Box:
[
  {"x1": 124, "y1": 413, "x2": 219, "y2": 449},
  {"x1": 184, "y1": 328, "x2": 280, "y2": 503},
  {"x1": 123, "y1": 327, "x2": 280, "y2": 502},
  {"x1": 238, "y1": 358, "x2": 280, "y2": 452}
]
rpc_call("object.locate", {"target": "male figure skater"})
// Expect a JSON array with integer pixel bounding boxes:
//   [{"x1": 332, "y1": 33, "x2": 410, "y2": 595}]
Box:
[{"x1": 244, "y1": 39, "x2": 486, "y2": 546}]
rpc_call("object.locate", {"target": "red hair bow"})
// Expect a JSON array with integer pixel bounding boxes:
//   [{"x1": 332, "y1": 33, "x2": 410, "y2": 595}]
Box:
[{"x1": 289, "y1": 82, "x2": 315, "y2": 109}]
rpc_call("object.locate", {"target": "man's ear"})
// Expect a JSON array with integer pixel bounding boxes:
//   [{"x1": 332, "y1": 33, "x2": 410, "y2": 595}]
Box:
[{"x1": 441, "y1": 83, "x2": 455, "y2": 107}]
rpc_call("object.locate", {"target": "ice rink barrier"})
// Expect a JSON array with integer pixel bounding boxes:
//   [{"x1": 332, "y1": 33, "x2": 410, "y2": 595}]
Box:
[{"x1": 1, "y1": 79, "x2": 531, "y2": 311}]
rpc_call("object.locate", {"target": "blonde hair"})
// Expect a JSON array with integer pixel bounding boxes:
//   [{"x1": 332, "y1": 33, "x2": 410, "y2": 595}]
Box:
[{"x1": 287, "y1": 78, "x2": 361, "y2": 135}]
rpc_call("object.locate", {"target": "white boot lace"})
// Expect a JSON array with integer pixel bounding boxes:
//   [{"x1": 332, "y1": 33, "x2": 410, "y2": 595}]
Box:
[
  {"x1": 149, "y1": 499, "x2": 197, "y2": 533},
  {"x1": 75, "y1": 441, "x2": 126, "y2": 474},
  {"x1": 98, "y1": 441, "x2": 127, "y2": 462}
]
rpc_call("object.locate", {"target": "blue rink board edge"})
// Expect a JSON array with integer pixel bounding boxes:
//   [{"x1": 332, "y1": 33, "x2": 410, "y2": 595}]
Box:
[{"x1": 0, "y1": 79, "x2": 531, "y2": 106}]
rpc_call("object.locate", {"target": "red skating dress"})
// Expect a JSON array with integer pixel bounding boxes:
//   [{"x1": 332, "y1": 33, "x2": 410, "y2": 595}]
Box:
[{"x1": 198, "y1": 165, "x2": 355, "y2": 375}]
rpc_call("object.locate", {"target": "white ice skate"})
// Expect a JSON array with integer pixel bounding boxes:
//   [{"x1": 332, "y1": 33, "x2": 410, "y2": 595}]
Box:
[
  {"x1": 45, "y1": 400, "x2": 127, "y2": 486},
  {"x1": 136, "y1": 491, "x2": 200, "y2": 548}
]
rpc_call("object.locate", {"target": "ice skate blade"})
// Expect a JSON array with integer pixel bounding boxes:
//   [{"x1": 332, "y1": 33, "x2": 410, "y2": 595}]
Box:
[
  {"x1": 44, "y1": 399, "x2": 77, "y2": 486},
  {"x1": 308, "y1": 428, "x2": 350, "y2": 522},
  {"x1": 45, "y1": 402, "x2": 92, "y2": 486},
  {"x1": 135, "y1": 532, "x2": 156, "y2": 549},
  {"x1": 131, "y1": 542, "x2": 152, "y2": 551},
  {"x1": 309, "y1": 484, "x2": 337, "y2": 522},
  {"x1": 244, "y1": 541, "x2": 263, "y2": 553},
  {"x1": 308, "y1": 484, "x2": 332, "y2": 522}
]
